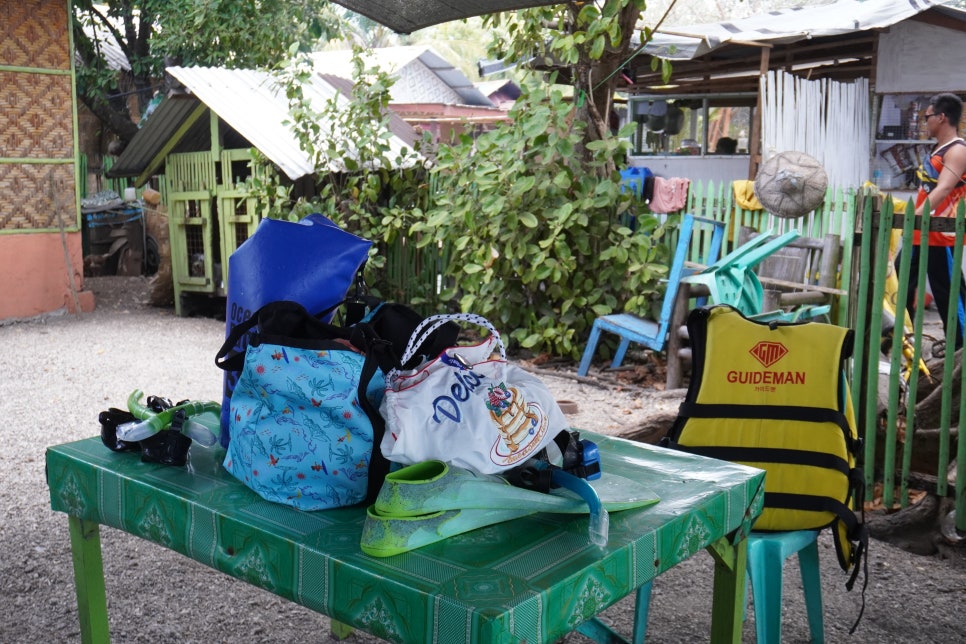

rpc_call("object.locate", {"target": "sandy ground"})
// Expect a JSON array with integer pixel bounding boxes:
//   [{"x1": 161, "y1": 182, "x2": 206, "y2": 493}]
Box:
[{"x1": 1, "y1": 276, "x2": 964, "y2": 643}]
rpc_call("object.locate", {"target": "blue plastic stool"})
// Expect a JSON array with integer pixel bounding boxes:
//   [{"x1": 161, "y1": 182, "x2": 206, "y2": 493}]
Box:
[{"x1": 746, "y1": 530, "x2": 824, "y2": 644}]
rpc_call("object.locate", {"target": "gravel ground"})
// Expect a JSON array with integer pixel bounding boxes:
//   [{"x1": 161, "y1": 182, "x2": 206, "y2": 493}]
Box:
[{"x1": 2, "y1": 276, "x2": 965, "y2": 643}]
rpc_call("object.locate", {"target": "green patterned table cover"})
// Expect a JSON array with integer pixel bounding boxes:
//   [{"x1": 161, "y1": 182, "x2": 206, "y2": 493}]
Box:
[{"x1": 47, "y1": 434, "x2": 764, "y2": 643}]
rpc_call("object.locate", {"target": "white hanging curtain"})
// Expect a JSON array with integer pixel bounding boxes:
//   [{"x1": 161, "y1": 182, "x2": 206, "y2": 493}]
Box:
[{"x1": 761, "y1": 70, "x2": 870, "y2": 193}]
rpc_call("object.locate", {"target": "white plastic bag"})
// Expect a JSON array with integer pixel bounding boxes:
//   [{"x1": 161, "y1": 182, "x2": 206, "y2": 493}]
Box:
[{"x1": 380, "y1": 314, "x2": 569, "y2": 474}]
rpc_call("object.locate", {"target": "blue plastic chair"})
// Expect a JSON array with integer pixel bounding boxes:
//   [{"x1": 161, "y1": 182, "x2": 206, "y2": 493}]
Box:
[
  {"x1": 577, "y1": 214, "x2": 725, "y2": 377},
  {"x1": 746, "y1": 530, "x2": 825, "y2": 643}
]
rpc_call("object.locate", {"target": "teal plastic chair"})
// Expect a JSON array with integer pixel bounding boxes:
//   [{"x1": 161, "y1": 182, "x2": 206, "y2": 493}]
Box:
[
  {"x1": 635, "y1": 530, "x2": 824, "y2": 643},
  {"x1": 680, "y1": 229, "x2": 801, "y2": 316},
  {"x1": 577, "y1": 214, "x2": 726, "y2": 376},
  {"x1": 746, "y1": 530, "x2": 825, "y2": 643}
]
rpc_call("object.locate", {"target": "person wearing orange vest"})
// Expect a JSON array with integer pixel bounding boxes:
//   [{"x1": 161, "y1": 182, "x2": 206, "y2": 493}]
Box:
[{"x1": 895, "y1": 93, "x2": 966, "y2": 349}]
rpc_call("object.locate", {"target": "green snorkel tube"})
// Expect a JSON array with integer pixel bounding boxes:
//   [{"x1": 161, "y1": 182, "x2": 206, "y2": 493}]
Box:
[{"x1": 116, "y1": 389, "x2": 221, "y2": 446}]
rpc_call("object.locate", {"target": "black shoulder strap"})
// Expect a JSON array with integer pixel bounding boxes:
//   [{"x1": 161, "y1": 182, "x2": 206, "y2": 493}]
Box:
[
  {"x1": 215, "y1": 300, "x2": 352, "y2": 373},
  {"x1": 350, "y1": 324, "x2": 391, "y2": 503},
  {"x1": 215, "y1": 308, "x2": 264, "y2": 372},
  {"x1": 935, "y1": 138, "x2": 966, "y2": 188}
]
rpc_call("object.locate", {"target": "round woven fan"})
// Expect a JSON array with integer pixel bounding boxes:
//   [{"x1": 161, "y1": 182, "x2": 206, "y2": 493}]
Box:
[{"x1": 754, "y1": 151, "x2": 828, "y2": 219}]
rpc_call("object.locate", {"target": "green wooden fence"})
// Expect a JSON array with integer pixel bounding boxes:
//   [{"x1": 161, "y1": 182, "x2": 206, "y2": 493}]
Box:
[{"x1": 849, "y1": 193, "x2": 966, "y2": 532}]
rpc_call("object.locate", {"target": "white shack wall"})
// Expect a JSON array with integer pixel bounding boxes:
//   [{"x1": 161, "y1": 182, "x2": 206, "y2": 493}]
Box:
[
  {"x1": 876, "y1": 21, "x2": 966, "y2": 94},
  {"x1": 630, "y1": 156, "x2": 749, "y2": 184}
]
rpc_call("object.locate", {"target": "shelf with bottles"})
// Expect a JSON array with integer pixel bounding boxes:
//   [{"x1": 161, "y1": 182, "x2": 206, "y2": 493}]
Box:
[
  {"x1": 872, "y1": 140, "x2": 928, "y2": 190},
  {"x1": 876, "y1": 93, "x2": 932, "y2": 142}
]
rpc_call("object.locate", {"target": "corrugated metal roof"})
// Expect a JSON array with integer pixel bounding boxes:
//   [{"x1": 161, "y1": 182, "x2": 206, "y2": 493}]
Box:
[
  {"x1": 643, "y1": 0, "x2": 966, "y2": 60},
  {"x1": 319, "y1": 74, "x2": 420, "y2": 146},
  {"x1": 80, "y1": 18, "x2": 131, "y2": 71},
  {"x1": 106, "y1": 96, "x2": 209, "y2": 179},
  {"x1": 312, "y1": 47, "x2": 493, "y2": 107},
  {"x1": 162, "y1": 66, "x2": 419, "y2": 180}
]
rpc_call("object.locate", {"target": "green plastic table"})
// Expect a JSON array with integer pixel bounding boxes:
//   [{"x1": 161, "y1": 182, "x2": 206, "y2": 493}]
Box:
[{"x1": 47, "y1": 433, "x2": 765, "y2": 643}]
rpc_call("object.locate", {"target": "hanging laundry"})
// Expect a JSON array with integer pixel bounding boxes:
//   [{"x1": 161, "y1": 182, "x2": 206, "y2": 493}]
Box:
[
  {"x1": 733, "y1": 179, "x2": 764, "y2": 210},
  {"x1": 648, "y1": 177, "x2": 690, "y2": 213}
]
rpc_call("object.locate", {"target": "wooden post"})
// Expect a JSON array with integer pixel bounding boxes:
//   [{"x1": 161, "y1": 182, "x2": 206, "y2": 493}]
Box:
[{"x1": 748, "y1": 45, "x2": 772, "y2": 180}]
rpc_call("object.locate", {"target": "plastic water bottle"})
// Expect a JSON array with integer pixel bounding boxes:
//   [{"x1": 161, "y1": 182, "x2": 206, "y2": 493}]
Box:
[{"x1": 873, "y1": 167, "x2": 883, "y2": 187}]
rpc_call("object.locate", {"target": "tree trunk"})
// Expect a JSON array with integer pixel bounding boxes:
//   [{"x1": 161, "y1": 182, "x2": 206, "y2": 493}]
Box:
[
  {"x1": 569, "y1": 2, "x2": 645, "y2": 178},
  {"x1": 79, "y1": 94, "x2": 140, "y2": 145},
  {"x1": 615, "y1": 410, "x2": 677, "y2": 444},
  {"x1": 915, "y1": 349, "x2": 961, "y2": 429},
  {"x1": 866, "y1": 493, "x2": 941, "y2": 555}
]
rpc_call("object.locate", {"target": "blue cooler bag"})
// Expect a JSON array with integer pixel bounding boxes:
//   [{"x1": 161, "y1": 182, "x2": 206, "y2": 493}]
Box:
[
  {"x1": 221, "y1": 214, "x2": 371, "y2": 447},
  {"x1": 216, "y1": 301, "x2": 387, "y2": 510},
  {"x1": 215, "y1": 300, "x2": 460, "y2": 510}
]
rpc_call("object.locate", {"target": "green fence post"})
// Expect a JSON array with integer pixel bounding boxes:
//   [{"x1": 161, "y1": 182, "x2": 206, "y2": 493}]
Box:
[
  {"x1": 852, "y1": 195, "x2": 874, "y2": 495},
  {"x1": 899, "y1": 199, "x2": 929, "y2": 508},
  {"x1": 885, "y1": 199, "x2": 916, "y2": 508},
  {"x1": 937, "y1": 201, "x2": 966, "y2": 499},
  {"x1": 836, "y1": 188, "x2": 857, "y2": 328}
]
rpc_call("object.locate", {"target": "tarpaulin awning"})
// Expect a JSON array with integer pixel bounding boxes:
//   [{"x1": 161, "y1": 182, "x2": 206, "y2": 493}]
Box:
[{"x1": 328, "y1": 0, "x2": 567, "y2": 34}]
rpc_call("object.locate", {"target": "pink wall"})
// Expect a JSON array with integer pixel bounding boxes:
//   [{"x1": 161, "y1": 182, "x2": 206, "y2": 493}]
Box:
[{"x1": 0, "y1": 232, "x2": 95, "y2": 320}]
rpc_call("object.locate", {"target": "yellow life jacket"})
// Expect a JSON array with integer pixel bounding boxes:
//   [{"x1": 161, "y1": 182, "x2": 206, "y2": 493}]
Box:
[{"x1": 665, "y1": 305, "x2": 867, "y2": 584}]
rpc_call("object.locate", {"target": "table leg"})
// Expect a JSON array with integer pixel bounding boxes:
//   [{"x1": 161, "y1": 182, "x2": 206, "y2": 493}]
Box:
[
  {"x1": 68, "y1": 516, "x2": 110, "y2": 644},
  {"x1": 330, "y1": 619, "x2": 354, "y2": 640},
  {"x1": 573, "y1": 580, "x2": 653, "y2": 644},
  {"x1": 631, "y1": 581, "x2": 653, "y2": 644},
  {"x1": 707, "y1": 535, "x2": 749, "y2": 644}
]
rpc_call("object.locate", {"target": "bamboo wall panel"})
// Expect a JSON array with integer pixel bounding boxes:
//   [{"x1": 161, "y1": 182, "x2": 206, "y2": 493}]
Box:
[
  {"x1": 0, "y1": 164, "x2": 76, "y2": 230},
  {"x1": 0, "y1": 0, "x2": 71, "y2": 69},
  {"x1": 0, "y1": 72, "x2": 74, "y2": 159}
]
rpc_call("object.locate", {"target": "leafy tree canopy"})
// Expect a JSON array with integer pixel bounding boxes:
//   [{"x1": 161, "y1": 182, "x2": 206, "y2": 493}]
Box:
[
  {"x1": 482, "y1": 0, "x2": 653, "y2": 178},
  {"x1": 73, "y1": 0, "x2": 340, "y2": 143}
]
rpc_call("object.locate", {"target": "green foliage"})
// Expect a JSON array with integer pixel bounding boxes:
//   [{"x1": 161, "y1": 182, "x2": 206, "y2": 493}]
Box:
[
  {"x1": 151, "y1": 0, "x2": 338, "y2": 67},
  {"x1": 248, "y1": 47, "x2": 428, "y2": 296},
  {"x1": 483, "y1": 0, "x2": 650, "y2": 177},
  {"x1": 150, "y1": 3, "x2": 670, "y2": 361},
  {"x1": 243, "y1": 150, "x2": 294, "y2": 220},
  {"x1": 416, "y1": 78, "x2": 668, "y2": 358},
  {"x1": 72, "y1": 0, "x2": 339, "y2": 141},
  {"x1": 483, "y1": 0, "x2": 647, "y2": 67}
]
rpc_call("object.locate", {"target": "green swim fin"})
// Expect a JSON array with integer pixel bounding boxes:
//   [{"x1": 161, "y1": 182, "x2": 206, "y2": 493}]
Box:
[
  {"x1": 361, "y1": 505, "x2": 536, "y2": 558},
  {"x1": 374, "y1": 460, "x2": 658, "y2": 517},
  {"x1": 361, "y1": 460, "x2": 661, "y2": 557}
]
